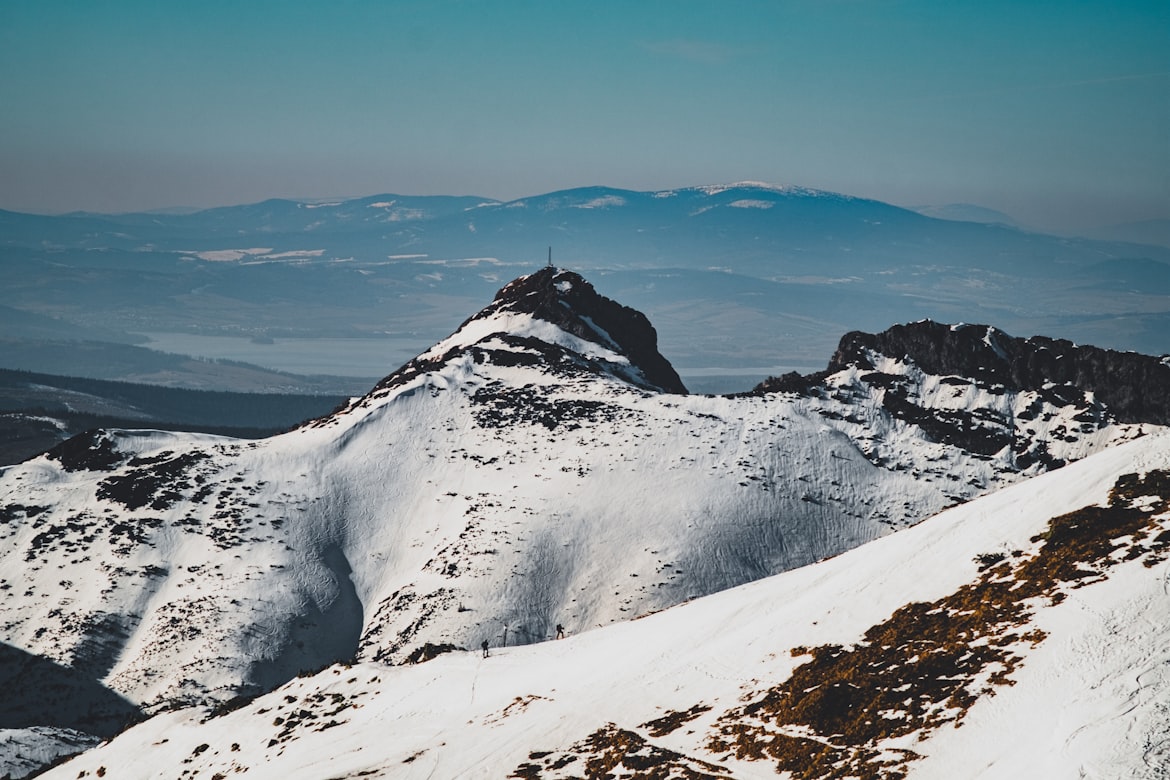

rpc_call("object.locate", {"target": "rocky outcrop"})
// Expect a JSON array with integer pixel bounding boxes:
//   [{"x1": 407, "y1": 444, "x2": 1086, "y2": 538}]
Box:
[
  {"x1": 360, "y1": 268, "x2": 687, "y2": 402},
  {"x1": 312, "y1": 268, "x2": 687, "y2": 426},
  {"x1": 469, "y1": 268, "x2": 687, "y2": 394},
  {"x1": 827, "y1": 321, "x2": 1170, "y2": 425},
  {"x1": 751, "y1": 320, "x2": 1166, "y2": 471}
]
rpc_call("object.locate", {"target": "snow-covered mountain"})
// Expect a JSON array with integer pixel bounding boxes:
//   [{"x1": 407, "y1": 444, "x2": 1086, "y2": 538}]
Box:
[
  {"x1": 1, "y1": 268, "x2": 1167, "y2": 776},
  {"x1": 27, "y1": 427, "x2": 1170, "y2": 779}
]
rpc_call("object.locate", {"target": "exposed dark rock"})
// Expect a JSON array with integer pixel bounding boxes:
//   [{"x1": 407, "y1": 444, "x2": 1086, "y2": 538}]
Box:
[
  {"x1": 44, "y1": 429, "x2": 127, "y2": 472},
  {"x1": 365, "y1": 268, "x2": 687, "y2": 396},
  {"x1": 750, "y1": 320, "x2": 1169, "y2": 466},
  {"x1": 0, "y1": 503, "x2": 48, "y2": 524},
  {"x1": 314, "y1": 269, "x2": 687, "y2": 425},
  {"x1": 470, "y1": 384, "x2": 632, "y2": 431},
  {"x1": 875, "y1": 379, "x2": 1013, "y2": 456},
  {"x1": 514, "y1": 723, "x2": 734, "y2": 779},
  {"x1": 467, "y1": 268, "x2": 686, "y2": 394},
  {"x1": 96, "y1": 451, "x2": 212, "y2": 511},
  {"x1": 403, "y1": 642, "x2": 464, "y2": 665},
  {"x1": 827, "y1": 320, "x2": 1170, "y2": 425},
  {"x1": 750, "y1": 370, "x2": 831, "y2": 395}
]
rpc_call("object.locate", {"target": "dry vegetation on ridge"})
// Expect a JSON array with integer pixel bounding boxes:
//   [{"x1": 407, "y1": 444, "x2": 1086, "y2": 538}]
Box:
[{"x1": 511, "y1": 469, "x2": 1170, "y2": 779}]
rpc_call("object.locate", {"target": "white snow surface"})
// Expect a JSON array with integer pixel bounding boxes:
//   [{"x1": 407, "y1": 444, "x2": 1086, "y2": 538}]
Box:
[
  {"x1": 659, "y1": 181, "x2": 854, "y2": 200},
  {"x1": 573, "y1": 195, "x2": 626, "y2": 209},
  {"x1": 36, "y1": 432, "x2": 1170, "y2": 779},
  {"x1": 414, "y1": 307, "x2": 631, "y2": 368},
  {"x1": 0, "y1": 271, "x2": 1162, "y2": 777},
  {"x1": 180, "y1": 247, "x2": 273, "y2": 262}
]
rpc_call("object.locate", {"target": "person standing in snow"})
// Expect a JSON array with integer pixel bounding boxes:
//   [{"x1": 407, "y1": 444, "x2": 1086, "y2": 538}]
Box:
[
  {"x1": 481, "y1": 639, "x2": 489, "y2": 658},
  {"x1": 555, "y1": 623, "x2": 565, "y2": 640}
]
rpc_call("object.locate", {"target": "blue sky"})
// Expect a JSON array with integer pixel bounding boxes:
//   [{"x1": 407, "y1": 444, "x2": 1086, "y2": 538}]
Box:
[{"x1": 1, "y1": 0, "x2": 1166, "y2": 230}]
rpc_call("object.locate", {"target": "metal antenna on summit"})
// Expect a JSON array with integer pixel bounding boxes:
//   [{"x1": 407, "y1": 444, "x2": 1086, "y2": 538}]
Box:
[{"x1": 547, "y1": 246, "x2": 553, "y2": 268}]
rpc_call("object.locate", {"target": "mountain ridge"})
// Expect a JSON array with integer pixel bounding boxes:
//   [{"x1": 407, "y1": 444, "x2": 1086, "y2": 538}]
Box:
[
  {"x1": 2, "y1": 269, "x2": 1168, "y2": 777},
  {"x1": 28, "y1": 430, "x2": 1170, "y2": 779},
  {"x1": 827, "y1": 320, "x2": 1170, "y2": 424}
]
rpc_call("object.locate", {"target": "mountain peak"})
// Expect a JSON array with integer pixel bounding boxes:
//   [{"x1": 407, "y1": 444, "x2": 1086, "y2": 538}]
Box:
[
  {"x1": 349, "y1": 268, "x2": 686, "y2": 407},
  {"x1": 467, "y1": 267, "x2": 687, "y2": 394}
]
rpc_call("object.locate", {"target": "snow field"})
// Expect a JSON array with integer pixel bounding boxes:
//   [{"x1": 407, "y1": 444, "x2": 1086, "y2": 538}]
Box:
[
  {"x1": 3, "y1": 271, "x2": 1164, "y2": 777},
  {"x1": 43, "y1": 431, "x2": 1170, "y2": 778}
]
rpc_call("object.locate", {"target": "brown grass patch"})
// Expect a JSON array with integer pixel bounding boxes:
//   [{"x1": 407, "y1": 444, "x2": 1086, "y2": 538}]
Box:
[
  {"x1": 641, "y1": 704, "x2": 713, "y2": 737},
  {"x1": 706, "y1": 469, "x2": 1170, "y2": 779},
  {"x1": 511, "y1": 724, "x2": 733, "y2": 779}
]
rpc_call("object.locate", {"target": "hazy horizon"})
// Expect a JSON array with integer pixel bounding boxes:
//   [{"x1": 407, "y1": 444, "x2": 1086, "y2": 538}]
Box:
[{"x1": 2, "y1": 1, "x2": 1167, "y2": 232}]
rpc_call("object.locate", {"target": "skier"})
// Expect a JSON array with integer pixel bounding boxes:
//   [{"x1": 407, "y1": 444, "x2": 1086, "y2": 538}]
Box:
[
  {"x1": 481, "y1": 639, "x2": 489, "y2": 658},
  {"x1": 555, "y1": 623, "x2": 565, "y2": 640}
]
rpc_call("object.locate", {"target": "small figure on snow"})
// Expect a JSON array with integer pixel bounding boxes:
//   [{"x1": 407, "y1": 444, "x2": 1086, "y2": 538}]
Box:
[
  {"x1": 481, "y1": 639, "x2": 490, "y2": 658},
  {"x1": 555, "y1": 623, "x2": 565, "y2": 640}
]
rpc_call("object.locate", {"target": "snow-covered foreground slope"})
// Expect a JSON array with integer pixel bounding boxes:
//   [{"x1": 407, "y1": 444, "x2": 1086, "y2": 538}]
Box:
[
  {"x1": 41, "y1": 431, "x2": 1170, "y2": 779},
  {"x1": 1, "y1": 269, "x2": 1166, "y2": 776}
]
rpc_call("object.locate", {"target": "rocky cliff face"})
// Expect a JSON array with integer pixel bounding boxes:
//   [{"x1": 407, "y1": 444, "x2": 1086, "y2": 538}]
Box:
[
  {"x1": 753, "y1": 320, "x2": 1170, "y2": 470},
  {"x1": 827, "y1": 321, "x2": 1170, "y2": 425},
  {"x1": 463, "y1": 267, "x2": 688, "y2": 394}
]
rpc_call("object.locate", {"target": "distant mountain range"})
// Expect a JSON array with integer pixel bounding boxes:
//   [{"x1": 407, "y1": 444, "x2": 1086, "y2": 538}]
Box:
[
  {"x1": 909, "y1": 203, "x2": 1022, "y2": 227},
  {"x1": 2, "y1": 268, "x2": 1168, "y2": 777},
  {"x1": 1082, "y1": 218, "x2": 1170, "y2": 249},
  {"x1": 2, "y1": 183, "x2": 1168, "y2": 394}
]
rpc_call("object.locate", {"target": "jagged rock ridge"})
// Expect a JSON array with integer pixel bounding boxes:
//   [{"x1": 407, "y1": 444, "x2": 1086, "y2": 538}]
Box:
[
  {"x1": 328, "y1": 268, "x2": 685, "y2": 421},
  {"x1": 756, "y1": 319, "x2": 1169, "y2": 470},
  {"x1": 828, "y1": 320, "x2": 1170, "y2": 424}
]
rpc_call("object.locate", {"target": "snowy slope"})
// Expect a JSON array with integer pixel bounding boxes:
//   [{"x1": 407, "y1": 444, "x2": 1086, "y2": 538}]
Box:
[
  {"x1": 38, "y1": 430, "x2": 1170, "y2": 779},
  {"x1": 0, "y1": 269, "x2": 1164, "y2": 776}
]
